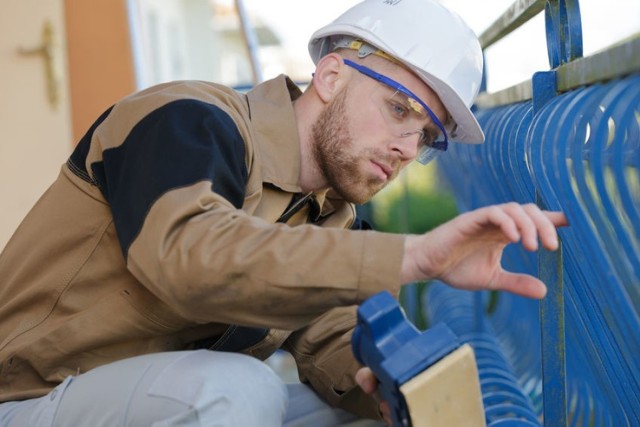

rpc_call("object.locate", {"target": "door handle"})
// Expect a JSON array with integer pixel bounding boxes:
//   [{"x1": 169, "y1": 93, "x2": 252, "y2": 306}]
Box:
[{"x1": 18, "y1": 21, "x2": 61, "y2": 109}]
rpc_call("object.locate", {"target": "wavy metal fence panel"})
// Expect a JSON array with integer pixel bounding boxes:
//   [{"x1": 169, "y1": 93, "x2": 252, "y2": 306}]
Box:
[
  {"x1": 419, "y1": 2, "x2": 639, "y2": 425},
  {"x1": 430, "y1": 66, "x2": 639, "y2": 427}
]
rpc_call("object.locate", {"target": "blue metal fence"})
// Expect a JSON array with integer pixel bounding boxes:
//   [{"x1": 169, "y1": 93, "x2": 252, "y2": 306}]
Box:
[{"x1": 419, "y1": 1, "x2": 639, "y2": 425}]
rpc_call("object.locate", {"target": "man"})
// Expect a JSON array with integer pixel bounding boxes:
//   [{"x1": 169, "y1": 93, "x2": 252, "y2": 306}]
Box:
[{"x1": 0, "y1": 0, "x2": 566, "y2": 425}]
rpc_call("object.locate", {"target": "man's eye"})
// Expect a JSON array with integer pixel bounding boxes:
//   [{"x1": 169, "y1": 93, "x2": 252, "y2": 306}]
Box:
[{"x1": 388, "y1": 101, "x2": 409, "y2": 119}]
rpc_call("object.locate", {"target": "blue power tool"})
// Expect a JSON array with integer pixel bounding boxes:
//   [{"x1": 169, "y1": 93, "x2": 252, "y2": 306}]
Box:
[{"x1": 352, "y1": 290, "x2": 485, "y2": 427}]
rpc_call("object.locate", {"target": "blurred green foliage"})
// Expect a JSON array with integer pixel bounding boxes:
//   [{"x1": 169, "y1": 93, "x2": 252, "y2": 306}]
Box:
[
  {"x1": 366, "y1": 161, "x2": 459, "y2": 329},
  {"x1": 370, "y1": 161, "x2": 458, "y2": 234}
]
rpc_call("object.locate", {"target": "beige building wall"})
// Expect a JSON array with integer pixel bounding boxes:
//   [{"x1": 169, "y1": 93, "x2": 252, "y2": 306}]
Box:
[{"x1": 0, "y1": 0, "x2": 136, "y2": 250}]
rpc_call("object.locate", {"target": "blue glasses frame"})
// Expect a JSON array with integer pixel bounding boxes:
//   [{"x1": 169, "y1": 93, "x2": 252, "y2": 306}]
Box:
[{"x1": 343, "y1": 59, "x2": 448, "y2": 152}]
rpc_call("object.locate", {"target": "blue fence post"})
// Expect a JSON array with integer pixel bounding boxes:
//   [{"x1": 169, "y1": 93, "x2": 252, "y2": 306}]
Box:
[
  {"x1": 538, "y1": 244, "x2": 566, "y2": 427},
  {"x1": 534, "y1": 0, "x2": 584, "y2": 424},
  {"x1": 531, "y1": 70, "x2": 568, "y2": 427}
]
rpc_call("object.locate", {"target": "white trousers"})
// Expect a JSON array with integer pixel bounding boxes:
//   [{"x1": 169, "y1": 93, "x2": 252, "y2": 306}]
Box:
[{"x1": 0, "y1": 350, "x2": 383, "y2": 427}]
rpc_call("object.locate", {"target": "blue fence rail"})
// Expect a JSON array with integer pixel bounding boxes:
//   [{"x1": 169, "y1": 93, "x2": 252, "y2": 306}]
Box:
[{"x1": 414, "y1": 1, "x2": 639, "y2": 425}]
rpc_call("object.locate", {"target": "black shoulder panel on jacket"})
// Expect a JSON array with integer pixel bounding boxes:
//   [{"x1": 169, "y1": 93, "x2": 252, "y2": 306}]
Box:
[
  {"x1": 90, "y1": 99, "x2": 248, "y2": 255},
  {"x1": 68, "y1": 106, "x2": 115, "y2": 184}
]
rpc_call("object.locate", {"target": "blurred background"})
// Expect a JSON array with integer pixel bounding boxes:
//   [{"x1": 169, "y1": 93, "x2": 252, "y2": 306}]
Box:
[{"x1": 1, "y1": 0, "x2": 638, "y2": 251}]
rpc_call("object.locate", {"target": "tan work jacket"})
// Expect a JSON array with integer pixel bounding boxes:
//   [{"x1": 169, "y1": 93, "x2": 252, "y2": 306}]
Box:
[{"x1": 0, "y1": 75, "x2": 404, "y2": 418}]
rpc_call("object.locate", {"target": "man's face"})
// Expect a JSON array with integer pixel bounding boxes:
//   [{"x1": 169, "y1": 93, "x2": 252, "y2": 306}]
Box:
[
  {"x1": 311, "y1": 85, "x2": 391, "y2": 204},
  {"x1": 311, "y1": 60, "x2": 447, "y2": 204}
]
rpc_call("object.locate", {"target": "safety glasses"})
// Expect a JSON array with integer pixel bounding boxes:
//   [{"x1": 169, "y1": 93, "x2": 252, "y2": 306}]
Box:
[{"x1": 343, "y1": 59, "x2": 448, "y2": 165}]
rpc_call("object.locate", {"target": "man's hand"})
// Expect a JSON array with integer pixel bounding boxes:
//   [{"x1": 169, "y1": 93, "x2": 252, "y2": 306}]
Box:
[
  {"x1": 355, "y1": 367, "x2": 392, "y2": 425},
  {"x1": 401, "y1": 203, "x2": 568, "y2": 299}
]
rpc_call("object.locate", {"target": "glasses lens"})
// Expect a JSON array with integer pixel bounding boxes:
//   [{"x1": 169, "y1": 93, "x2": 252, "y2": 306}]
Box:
[
  {"x1": 343, "y1": 58, "x2": 449, "y2": 165},
  {"x1": 373, "y1": 87, "x2": 442, "y2": 148},
  {"x1": 416, "y1": 145, "x2": 443, "y2": 165}
]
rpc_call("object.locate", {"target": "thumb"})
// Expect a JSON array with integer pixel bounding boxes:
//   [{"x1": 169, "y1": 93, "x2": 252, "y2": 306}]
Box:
[{"x1": 492, "y1": 270, "x2": 548, "y2": 299}]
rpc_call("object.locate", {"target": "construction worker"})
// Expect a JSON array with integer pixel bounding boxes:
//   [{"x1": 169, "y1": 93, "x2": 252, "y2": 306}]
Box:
[{"x1": 0, "y1": 0, "x2": 566, "y2": 425}]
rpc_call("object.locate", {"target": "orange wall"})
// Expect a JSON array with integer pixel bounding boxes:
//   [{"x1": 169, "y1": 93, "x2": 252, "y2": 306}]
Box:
[{"x1": 64, "y1": 0, "x2": 136, "y2": 143}]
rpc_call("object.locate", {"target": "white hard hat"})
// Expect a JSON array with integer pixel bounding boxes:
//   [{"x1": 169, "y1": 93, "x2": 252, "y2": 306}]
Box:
[{"x1": 309, "y1": 0, "x2": 484, "y2": 144}]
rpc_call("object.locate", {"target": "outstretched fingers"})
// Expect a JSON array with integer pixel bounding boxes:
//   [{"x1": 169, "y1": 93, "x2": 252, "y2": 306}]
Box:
[
  {"x1": 488, "y1": 203, "x2": 567, "y2": 252},
  {"x1": 480, "y1": 204, "x2": 522, "y2": 244},
  {"x1": 522, "y1": 204, "x2": 567, "y2": 251},
  {"x1": 401, "y1": 203, "x2": 567, "y2": 292},
  {"x1": 483, "y1": 204, "x2": 566, "y2": 299}
]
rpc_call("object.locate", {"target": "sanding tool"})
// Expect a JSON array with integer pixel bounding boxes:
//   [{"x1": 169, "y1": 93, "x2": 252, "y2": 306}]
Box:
[{"x1": 352, "y1": 290, "x2": 486, "y2": 427}]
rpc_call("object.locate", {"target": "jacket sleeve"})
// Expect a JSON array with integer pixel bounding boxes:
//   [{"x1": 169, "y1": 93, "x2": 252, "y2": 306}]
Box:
[
  {"x1": 79, "y1": 88, "x2": 405, "y2": 331},
  {"x1": 283, "y1": 306, "x2": 384, "y2": 420}
]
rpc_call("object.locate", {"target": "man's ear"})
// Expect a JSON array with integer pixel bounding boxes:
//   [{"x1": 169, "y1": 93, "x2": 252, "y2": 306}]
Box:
[{"x1": 312, "y1": 53, "x2": 349, "y2": 103}]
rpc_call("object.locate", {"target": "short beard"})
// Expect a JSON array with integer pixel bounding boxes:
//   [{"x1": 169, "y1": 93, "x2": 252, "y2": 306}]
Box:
[{"x1": 311, "y1": 88, "x2": 385, "y2": 204}]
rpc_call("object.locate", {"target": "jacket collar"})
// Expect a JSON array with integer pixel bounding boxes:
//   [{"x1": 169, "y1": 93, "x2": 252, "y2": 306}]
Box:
[
  {"x1": 246, "y1": 75, "x2": 344, "y2": 219},
  {"x1": 246, "y1": 75, "x2": 303, "y2": 193}
]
